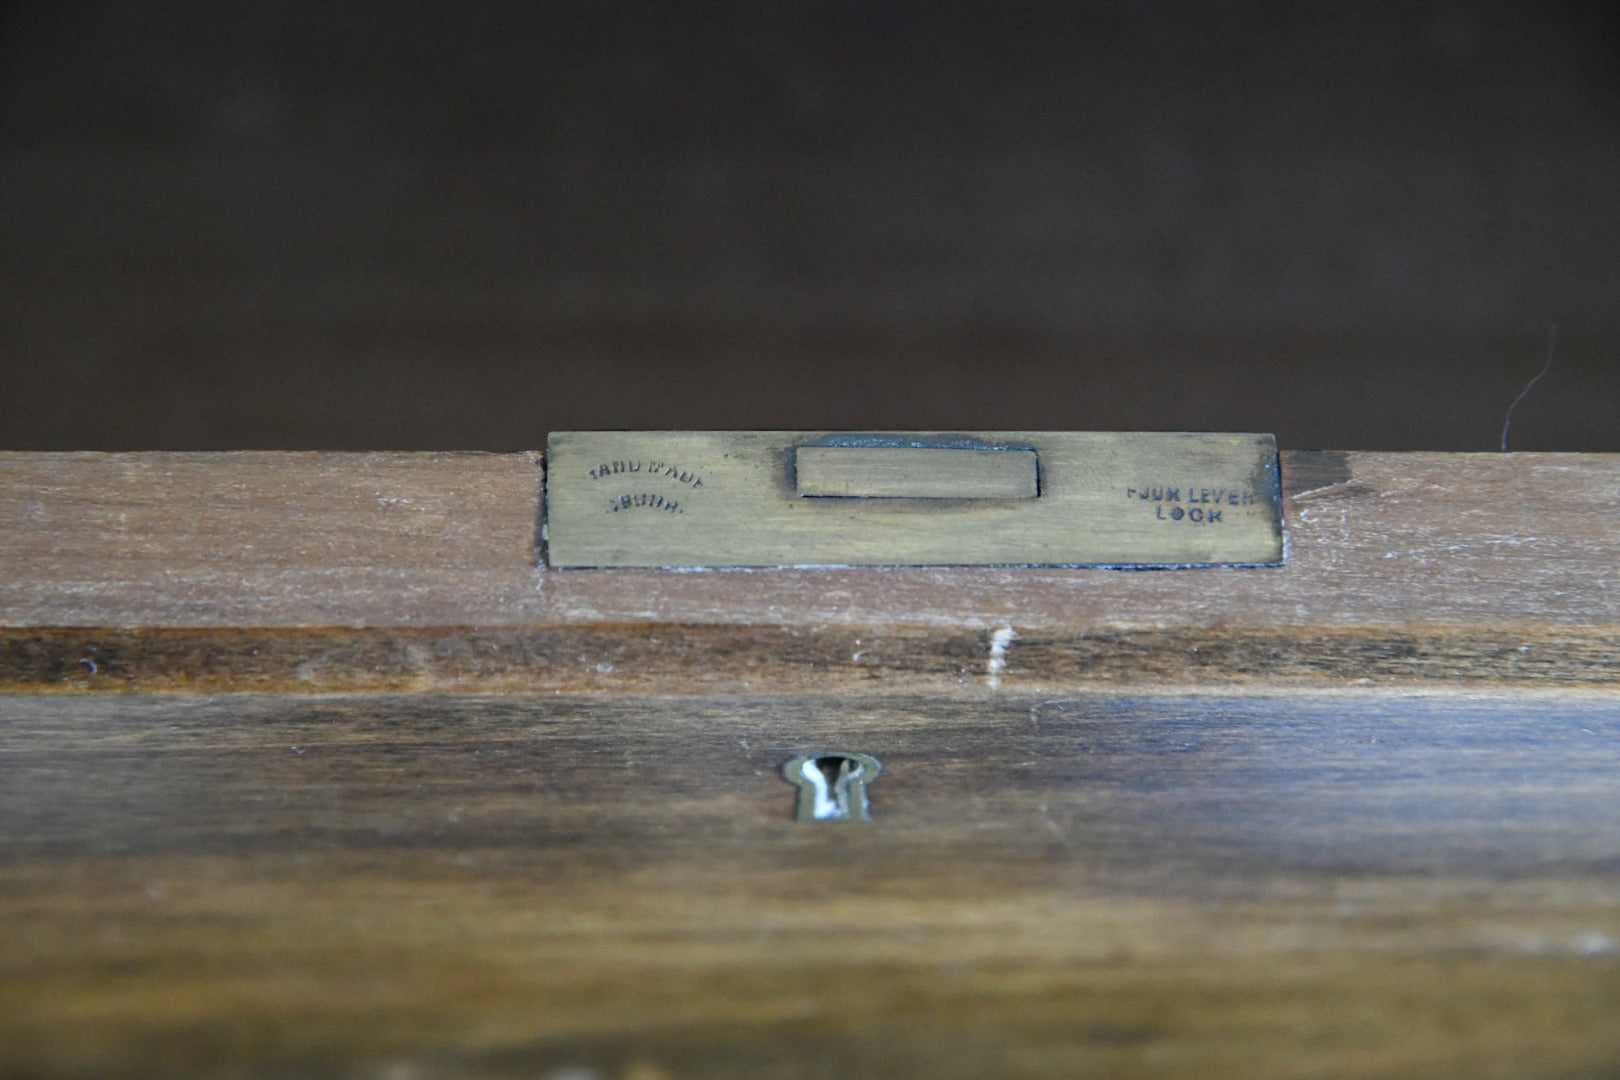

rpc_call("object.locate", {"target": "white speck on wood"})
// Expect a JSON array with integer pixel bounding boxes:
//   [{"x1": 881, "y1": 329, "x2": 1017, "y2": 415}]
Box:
[{"x1": 987, "y1": 625, "x2": 1017, "y2": 689}]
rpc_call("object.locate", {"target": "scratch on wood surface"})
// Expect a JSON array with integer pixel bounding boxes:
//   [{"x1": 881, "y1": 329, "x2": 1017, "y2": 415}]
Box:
[
  {"x1": 1403, "y1": 536, "x2": 1547, "y2": 562},
  {"x1": 1289, "y1": 480, "x2": 1362, "y2": 502}
]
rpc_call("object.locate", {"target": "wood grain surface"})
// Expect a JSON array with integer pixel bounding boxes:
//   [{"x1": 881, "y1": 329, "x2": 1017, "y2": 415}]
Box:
[
  {"x1": 3, "y1": 689, "x2": 1619, "y2": 1078},
  {"x1": 3, "y1": 450, "x2": 1619, "y2": 691},
  {"x1": 3, "y1": 451, "x2": 1619, "y2": 1076}
]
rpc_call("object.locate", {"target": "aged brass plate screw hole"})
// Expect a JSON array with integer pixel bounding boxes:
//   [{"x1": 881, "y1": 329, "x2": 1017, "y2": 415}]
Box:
[{"x1": 782, "y1": 751, "x2": 882, "y2": 822}]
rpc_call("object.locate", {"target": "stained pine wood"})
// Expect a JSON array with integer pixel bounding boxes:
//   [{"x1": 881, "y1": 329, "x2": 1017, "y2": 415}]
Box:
[
  {"x1": 2, "y1": 450, "x2": 1619, "y2": 691},
  {"x1": 2, "y1": 690, "x2": 1618, "y2": 1078}
]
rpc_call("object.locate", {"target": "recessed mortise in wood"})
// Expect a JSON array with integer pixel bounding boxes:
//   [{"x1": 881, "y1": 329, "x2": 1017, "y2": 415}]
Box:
[{"x1": 782, "y1": 752, "x2": 882, "y2": 821}]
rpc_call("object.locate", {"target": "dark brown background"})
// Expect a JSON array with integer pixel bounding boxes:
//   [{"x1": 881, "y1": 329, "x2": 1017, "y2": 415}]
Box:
[{"x1": 2, "y1": 1, "x2": 1616, "y2": 451}]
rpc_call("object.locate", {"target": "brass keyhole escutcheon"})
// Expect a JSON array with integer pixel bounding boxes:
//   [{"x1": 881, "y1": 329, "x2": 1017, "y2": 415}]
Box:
[{"x1": 782, "y1": 752, "x2": 882, "y2": 822}]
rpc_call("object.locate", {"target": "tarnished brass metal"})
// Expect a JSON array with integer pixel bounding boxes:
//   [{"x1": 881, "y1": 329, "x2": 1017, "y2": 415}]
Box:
[{"x1": 543, "y1": 431, "x2": 1283, "y2": 568}]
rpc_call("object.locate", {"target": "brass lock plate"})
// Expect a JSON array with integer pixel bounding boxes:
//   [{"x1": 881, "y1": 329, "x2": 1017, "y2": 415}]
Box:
[{"x1": 543, "y1": 431, "x2": 1283, "y2": 568}]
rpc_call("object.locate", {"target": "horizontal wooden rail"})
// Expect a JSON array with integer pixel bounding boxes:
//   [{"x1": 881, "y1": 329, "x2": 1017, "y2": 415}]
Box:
[{"x1": 3, "y1": 450, "x2": 1617, "y2": 690}]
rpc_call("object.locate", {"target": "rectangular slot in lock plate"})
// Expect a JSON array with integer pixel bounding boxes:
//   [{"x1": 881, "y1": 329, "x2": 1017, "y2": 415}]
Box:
[
  {"x1": 544, "y1": 431, "x2": 1283, "y2": 568},
  {"x1": 793, "y1": 445, "x2": 1040, "y2": 499}
]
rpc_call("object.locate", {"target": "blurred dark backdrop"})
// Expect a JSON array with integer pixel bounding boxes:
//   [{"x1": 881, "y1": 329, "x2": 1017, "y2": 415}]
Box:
[{"x1": 2, "y1": 1, "x2": 1616, "y2": 450}]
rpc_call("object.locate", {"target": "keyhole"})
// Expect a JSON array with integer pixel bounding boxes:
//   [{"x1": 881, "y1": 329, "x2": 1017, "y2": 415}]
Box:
[{"x1": 782, "y1": 751, "x2": 882, "y2": 822}]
